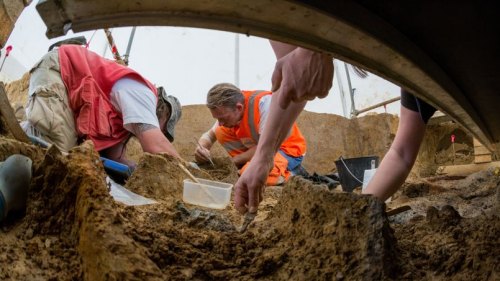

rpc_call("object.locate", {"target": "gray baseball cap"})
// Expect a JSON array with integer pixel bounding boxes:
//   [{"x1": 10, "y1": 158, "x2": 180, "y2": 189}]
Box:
[{"x1": 157, "y1": 87, "x2": 182, "y2": 142}]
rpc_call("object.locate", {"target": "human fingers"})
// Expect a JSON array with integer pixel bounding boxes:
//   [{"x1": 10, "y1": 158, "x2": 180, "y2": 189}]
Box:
[
  {"x1": 194, "y1": 148, "x2": 207, "y2": 161},
  {"x1": 299, "y1": 93, "x2": 317, "y2": 102},
  {"x1": 247, "y1": 185, "x2": 261, "y2": 214},
  {"x1": 317, "y1": 91, "x2": 330, "y2": 99},
  {"x1": 194, "y1": 147, "x2": 209, "y2": 162},
  {"x1": 234, "y1": 180, "x2": 249, "y2": 214},
  {"x1": 271, "y1": 60, "x2": 283, "y2": 93},
  {"x1": 319, "y1": 75, "x2": 334, "y2": 98},
  {"x1": 200, "y1": 147, "x2": 211, "y2": 160},
  {"x1": 315, "y1": 56, "x2": 334, "y2": 98}
]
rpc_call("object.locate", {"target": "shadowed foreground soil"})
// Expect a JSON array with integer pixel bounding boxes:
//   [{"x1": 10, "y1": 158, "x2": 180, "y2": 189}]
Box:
[{"x1": 0, "y1": 139, "x2": 497, "y2": 280}]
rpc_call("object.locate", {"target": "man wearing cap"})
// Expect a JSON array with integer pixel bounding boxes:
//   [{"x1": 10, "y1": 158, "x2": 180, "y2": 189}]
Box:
[{"x1": 24, "y1": 44, "x2": 182, "y2": 168}]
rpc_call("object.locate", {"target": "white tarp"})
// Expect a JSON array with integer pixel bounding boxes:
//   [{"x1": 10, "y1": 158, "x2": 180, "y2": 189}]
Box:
[{"x1": 107, "y1": 176, "x2": 157, "y2": 206}]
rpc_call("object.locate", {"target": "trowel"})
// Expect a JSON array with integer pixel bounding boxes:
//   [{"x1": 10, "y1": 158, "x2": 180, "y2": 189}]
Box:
[
  {"x1": 0, "y1": 154, "x2": 33, "y2": 221},
  {"x1": 238, "y1": 212, "x2": 257, "y2": 233}
]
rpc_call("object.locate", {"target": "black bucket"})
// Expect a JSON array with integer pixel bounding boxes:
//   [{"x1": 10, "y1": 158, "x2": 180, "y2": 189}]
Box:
[{"x1": 334, "y1": 156, "x2": 379, "y2": 192}]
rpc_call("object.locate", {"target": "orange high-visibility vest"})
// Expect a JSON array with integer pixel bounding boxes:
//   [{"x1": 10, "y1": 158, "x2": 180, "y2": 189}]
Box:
[
  {"x1": 59, "y1": 45, "x2": 158, "y2": 151},
  {"x1": 215, "y1": 90, "x2": 306, "y2": 185}
]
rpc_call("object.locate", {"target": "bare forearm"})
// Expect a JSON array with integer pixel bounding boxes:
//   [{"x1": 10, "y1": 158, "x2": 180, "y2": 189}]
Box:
[
  {"x1": 198, "y1": 137, "x2": 213, "y2": 150},
  {"x1": 231, "y1": 40, "x2": 331, "y2": 215},
  {"x1": 363, "y1": 107, "x2": 426, "y2": 200},
  {"x1": 362, "y1": 148, "x2": 413, "y2": 200},
  {"x1": 195, "y1": 131, "x2": 215, "y2": 163},
  {"x1": 270, "y1": 40, "x2": 297, "y2": 59},
  {"x1": 253, "y1": 90, "x2": 306, "y2": 164},
  {"x1": 143, "y1": 139, "x2": 180, "y2": 158},
  {"x1": 138, "y1": 128, "x2": 180, "y2": 158},
  {"x1": 100, "y1": 144, "x2": 136, "y2": 168}
]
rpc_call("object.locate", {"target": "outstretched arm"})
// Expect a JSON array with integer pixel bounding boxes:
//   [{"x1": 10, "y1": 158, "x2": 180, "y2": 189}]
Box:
[
  {"x1": 136, "y1": 127, "x2": 181, "y2": 158},
  {"x1": 233, "y1": 41, "x2": 334, "y2": 214},
  {"x1": 234, "y1": 89, "x2": 306, "y2": 214},
  {"x1": 362, "y1": 106, "x2": 427, "y2": 200},
  {"x1": 100, "y1": 124, "x2": 180, "y2": 167}
]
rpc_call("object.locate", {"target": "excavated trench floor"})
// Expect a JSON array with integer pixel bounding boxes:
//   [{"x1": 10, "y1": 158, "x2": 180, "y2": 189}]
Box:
[{"x1": 0, "y1": 139, "x2": 498, "y2": 280}]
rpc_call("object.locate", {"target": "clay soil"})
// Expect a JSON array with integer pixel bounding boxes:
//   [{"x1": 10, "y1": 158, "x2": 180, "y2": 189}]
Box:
[{"x1": 0, "y1": 76, "x2": 498, "y2": 280}]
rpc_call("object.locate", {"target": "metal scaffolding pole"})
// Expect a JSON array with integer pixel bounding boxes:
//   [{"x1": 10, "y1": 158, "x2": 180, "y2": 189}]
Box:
[
  {"x1": 234, "y1": 34, "x2": 240, "y2": 87},
  {"x1": 344, "y1": 62, "x2": 356, "y2": 118},
  {"x1": 123, "y1": 26, "x2": 137, "y2": 65},
  {"x1": 334, "y1": 60, "x2": 348, "y2": 117}
]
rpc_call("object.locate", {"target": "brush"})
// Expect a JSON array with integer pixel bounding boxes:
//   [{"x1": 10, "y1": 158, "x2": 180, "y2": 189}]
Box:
[{"x1": 193, "y1": 137, "x2": 215, "y2": 167}]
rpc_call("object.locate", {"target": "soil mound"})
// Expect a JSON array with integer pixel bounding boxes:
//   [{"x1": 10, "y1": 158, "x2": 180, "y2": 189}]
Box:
[
  {"x1": 1, "y1": 141, "x2": 399, "y2": 280},
  {"x1": 0, "y1": 129, "x2": 498, "y2": 280},
  {"x1": 253, "y1": 177, "x2": 399, "y2": 280},
  {"x1": 395, "y1": 206, "x2": 499, "y2": 280}
]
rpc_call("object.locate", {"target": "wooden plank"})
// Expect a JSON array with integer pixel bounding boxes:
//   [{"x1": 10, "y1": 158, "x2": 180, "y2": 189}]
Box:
[
  {"x1": 474, "y1": 146, "x2": 492, "y2": 155},
  {"x1": 473, "y1": 138, "x2": 483, "y2": 147},
  {"x1": 475, "y1": 154, "x2": 492, "y2": 164},
  {"x1": 439, "y1": 161, "x2": 500, "y2": 176},
  {"x1": 0, "y1": 82, "x2": 30, "y2": 143}
]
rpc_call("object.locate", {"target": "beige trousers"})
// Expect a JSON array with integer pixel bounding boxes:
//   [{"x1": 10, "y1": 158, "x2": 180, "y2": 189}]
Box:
[{"x1": 24, "y1": 50, "x2": 78, "y2": 152}]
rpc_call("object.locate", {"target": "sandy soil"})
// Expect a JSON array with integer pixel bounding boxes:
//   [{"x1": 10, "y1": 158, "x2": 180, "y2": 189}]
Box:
[
  {"x1": 0, "y1": 74, "x2": 498, "y2": 280},
  {"x1": 0, "y1": 139, "x2": 497, "y2": 280}
]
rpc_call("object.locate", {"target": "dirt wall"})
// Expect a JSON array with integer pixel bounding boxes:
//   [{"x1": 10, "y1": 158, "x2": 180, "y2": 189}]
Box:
[
  {"x1": 0, "y1": 139, "x2": 400, "y2": 280},
  {"x1": 4, "y1": 74, "x2": 475, "y2": 178},
  {"x1": 1, "y1": 137, "x2": 496, "y2": 280},
  {"x1": 170, "y1": 105, "x2": 400, "y2": 174},
  {"x1": 172, "y1": 105, "x2": 473, "y2": 177}
]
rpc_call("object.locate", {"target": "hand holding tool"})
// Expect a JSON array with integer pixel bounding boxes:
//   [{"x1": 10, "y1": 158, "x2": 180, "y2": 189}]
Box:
[
  {"x1": 238, "y1": 212, "x2": 257, "y2": 233},
  {"x1": 194, "y1": 137, "x2": 215, "y2": 167}
]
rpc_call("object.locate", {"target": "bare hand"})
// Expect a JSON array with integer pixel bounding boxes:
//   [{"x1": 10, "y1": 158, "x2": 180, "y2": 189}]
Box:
[
  {"x1": 233, "y1": 158, "x2": 272, "y2": 214},
  {"x1": 194, "y1": 146, "x2": 211, "y2": 163},
  {"x1": 271, "y1": 48, "x2": 334, "y2": 109}
]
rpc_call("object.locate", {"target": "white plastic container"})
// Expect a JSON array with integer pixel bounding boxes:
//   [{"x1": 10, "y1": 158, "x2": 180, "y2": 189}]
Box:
[
  {"x1": 362, "y1": 159, "x2": 377, "y2": 190},
  {"x1": 182, "y1": 178, "x2": 233, "y2": 209},
  {"x1": 362, "y1": 160, "x2": 391, "y2": 203},
  {"x1": 362, "y1": 168, "x2": 377, "y2": 190}
]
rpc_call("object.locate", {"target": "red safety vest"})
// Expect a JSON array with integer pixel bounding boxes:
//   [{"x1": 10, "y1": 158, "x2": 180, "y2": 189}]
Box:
[{"x1": 58, "y1": 45, "x2": 158, "y2": 151}]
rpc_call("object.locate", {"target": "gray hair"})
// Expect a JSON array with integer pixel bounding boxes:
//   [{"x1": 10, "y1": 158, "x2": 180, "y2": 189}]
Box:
[{"x1": 206, "y1": 83, "x2": 244, "y2": 109}]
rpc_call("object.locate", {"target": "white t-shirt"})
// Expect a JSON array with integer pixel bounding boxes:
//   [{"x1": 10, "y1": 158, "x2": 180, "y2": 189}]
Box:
[
  {"x1": 201, "y1": 94, "x2": 272, "y2": 145},
  {"x1": 110, "y1": 77, "x2": 159, "y2": 134}
]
